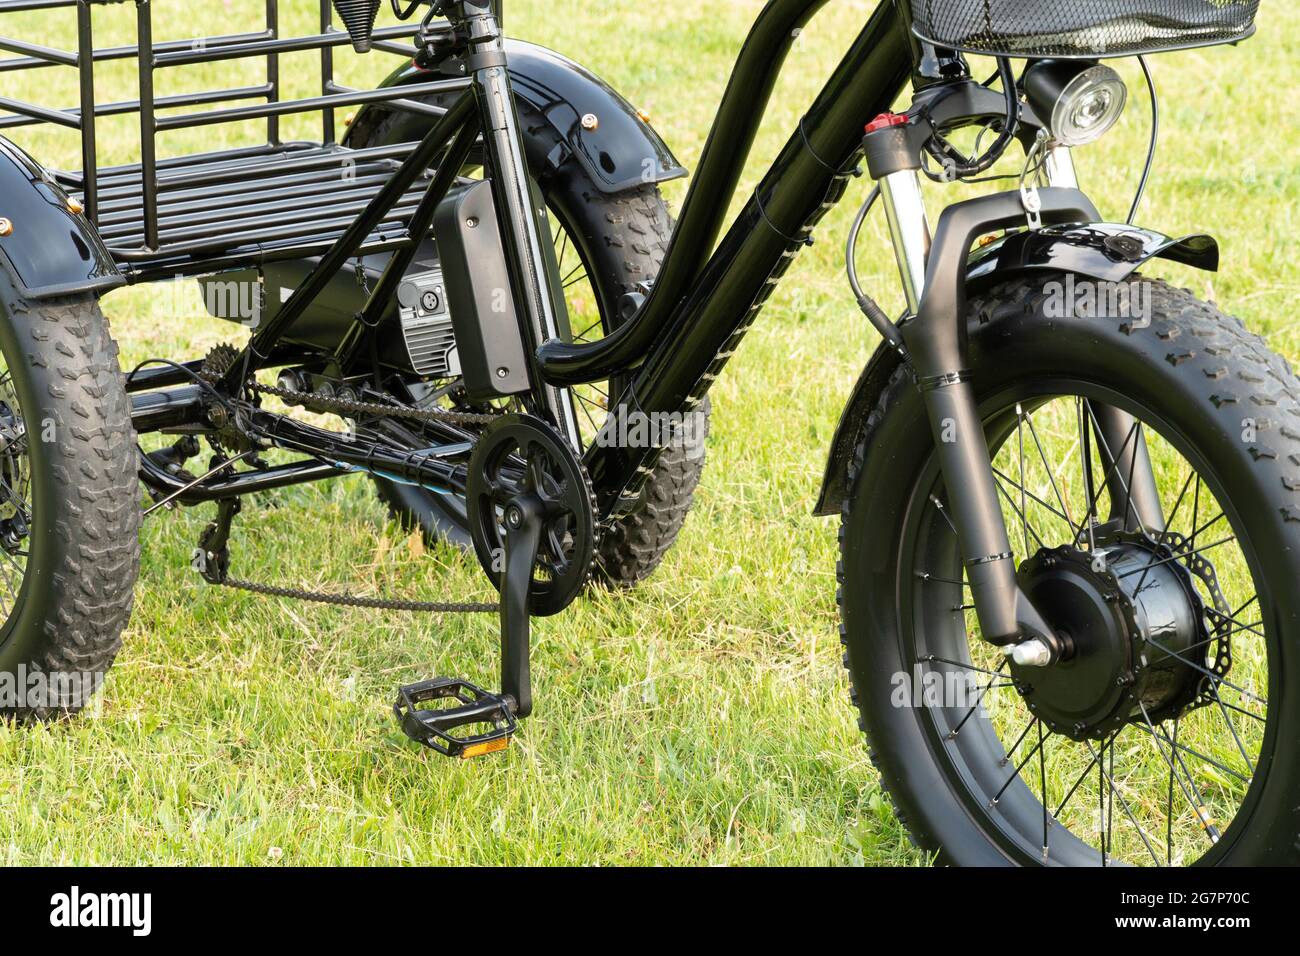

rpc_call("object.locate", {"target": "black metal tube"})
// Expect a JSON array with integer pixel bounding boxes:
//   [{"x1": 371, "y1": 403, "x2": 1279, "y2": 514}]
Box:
[
  {"x1": 76, "y1": 0, "x2": 97, "y2": 222},
  {"x1": 226, "y1": 91, "x2": 477, "y2": 384},
  {"x1": 139, "y1": 454, "x2": 339, "y2": 506},
  {"x1": 320, "y1": 0, "x2": 335, "y2": 143},
  {"x1": 0, "y1": 29, "x2": 273, "y2": 72},
  {"x1": 0, "y1": 94, "x2": 80, "y2": 128},
  {"x1": 0, "y1": 84, "x2": 277, "y2": 131},
  {"x1": 125, "y1": 361, "x2": 208, "y2": 394},
  {"x1": 0, "y1": 0, "x2": 79, "y2": 11},
  {"x1": 585, "y1": 0, "x2": 912, "y2": 507},
  {"x1": 324, "y1": 81, "x2": 447, "y2": 119},
  {"x1": 246, "y1": 408, "x2": 465, "y2": 494},
  {"x1": 0, "y1": 34, "x2": 76, "y2": 65},
  {"x1": 266, "y1": 0, "x2": 280, "y2": 145},
  {"x1": 136, "y1": 0, "x2": 159, "y2": 251},
  {"x1": 341, "y1": 112, "x2": 483, "y2": 362},
  {"x1": 130, "y1": 384, "x2": 207, "y2": 432},
  {"x1": 154, "y1": 78, "x2": 468, "y2": 131},
  {"x1": 151, "y1": 24, "x2": 422, "y2": 68},
  {"x1": 535, "y1": 0, "x2": 837, "y2": 386}
]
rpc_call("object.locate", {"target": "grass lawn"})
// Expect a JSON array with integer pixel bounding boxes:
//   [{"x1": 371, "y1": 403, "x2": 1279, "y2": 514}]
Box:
[{"x1": 0, "y1": 0, "x2": 1295, "y2": 865}]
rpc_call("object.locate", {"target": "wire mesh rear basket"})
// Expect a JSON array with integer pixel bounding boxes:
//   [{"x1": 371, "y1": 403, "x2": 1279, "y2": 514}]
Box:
[{"x1": 908, "y1": 1, "x2": 1260, "y2": 58}]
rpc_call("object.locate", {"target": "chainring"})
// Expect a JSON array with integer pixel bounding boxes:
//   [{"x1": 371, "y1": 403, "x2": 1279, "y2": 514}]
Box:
[{"x1": 465, "y1": 414, "x2": 597, "y2": 617}]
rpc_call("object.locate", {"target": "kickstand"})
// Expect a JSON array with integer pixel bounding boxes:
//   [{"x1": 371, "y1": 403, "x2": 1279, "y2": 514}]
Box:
[{"x1": 393, "y1": 491, "x2": 545, "y2": 757}]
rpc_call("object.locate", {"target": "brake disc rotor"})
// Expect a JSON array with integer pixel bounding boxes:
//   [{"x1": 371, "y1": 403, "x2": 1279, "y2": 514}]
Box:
[{"x1": 465, "y1": 414, "x2": 597, "y2": 617}]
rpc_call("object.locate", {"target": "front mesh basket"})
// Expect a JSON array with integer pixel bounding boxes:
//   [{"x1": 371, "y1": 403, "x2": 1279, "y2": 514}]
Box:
[{"x1": 909, "y1": 0, "x2": 1260, "y2": 58}]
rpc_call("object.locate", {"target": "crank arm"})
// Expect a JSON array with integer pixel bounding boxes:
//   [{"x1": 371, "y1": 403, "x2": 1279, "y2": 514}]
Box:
[{"x1": 498, "y1": 493, "x2": 543, "y2": 719}]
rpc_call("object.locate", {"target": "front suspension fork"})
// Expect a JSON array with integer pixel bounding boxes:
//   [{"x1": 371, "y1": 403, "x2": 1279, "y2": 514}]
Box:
[{"x1": 880, "y1": 156, "x2": 1162, "y2": 655}]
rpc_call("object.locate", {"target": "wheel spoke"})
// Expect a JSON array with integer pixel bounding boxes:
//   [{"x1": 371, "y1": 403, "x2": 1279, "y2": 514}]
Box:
[
  {"x1": 1023, "y1": 408, "x2": 1077, "y2": 529},
  {"x1": 1037, "y1": 719, "x2": 1050, "y2": 860},
  {"x1": 994, "y1": 477, "x2": 1046, "y2": 552},
  {"x1": 1144, "y1": 637, "x2": 1265, "y2": 706},
  {"x1": 992, "y1": 467, "x2": 1071, "y2": 525},
  {"x1": 947, "y1": 659, "x2": 1009, "y2": 738},
  {"x1": 1016, "y1": 405, "x2": 1032, "y2": 559},
  {"x1": 1137, "y1": 701, "x2": 1221, "y2": 844},
  {"x1": 1116, "y1": 535, "x2": 1237, "y2": 579},
  {"x1": 1212, "y1": 690, "x2": 1256, "y2": 776},
  {"x1": 1077, "y1": 398, "x2": 1098, "y2": 551},
  {"x1": 918, "y1": 654, "x2": 1011, "y2": 680},
  {"x1": 1087, "y1": 735, "x2": 1163, "y2": 866}
]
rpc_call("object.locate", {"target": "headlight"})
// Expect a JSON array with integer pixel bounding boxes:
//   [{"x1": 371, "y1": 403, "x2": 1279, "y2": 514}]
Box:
[{"x1": 1024, "y1": 61, "x2": 1128, "y2": 147}]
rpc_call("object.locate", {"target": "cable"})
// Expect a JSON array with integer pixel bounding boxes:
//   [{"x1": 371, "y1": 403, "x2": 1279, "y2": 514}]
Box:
[
  {"x1": 1128, "y1": 55, "x2": 1159, "y2": 225},
  {"x1": 923, "y1": 57, "x2": 1020, "y2": 181},
  {"x1": 845, "y1": 185, "x2": 908, "y2": 357}
]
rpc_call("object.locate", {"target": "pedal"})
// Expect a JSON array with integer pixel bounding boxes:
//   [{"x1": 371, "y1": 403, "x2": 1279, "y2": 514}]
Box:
[{"x1": 393, "y1": 677, "x2": 516, "y2": 759}]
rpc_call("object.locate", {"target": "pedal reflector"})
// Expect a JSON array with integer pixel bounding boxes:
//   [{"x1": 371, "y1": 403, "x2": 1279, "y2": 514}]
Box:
[{"x1": 461, "y1": 737, "x2": 510, "y2": 759}]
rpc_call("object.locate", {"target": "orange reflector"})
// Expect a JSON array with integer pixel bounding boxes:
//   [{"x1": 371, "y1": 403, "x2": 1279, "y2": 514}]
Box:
[{"x1": 460, "y1": 737, "x2": 509, "y2": 759}]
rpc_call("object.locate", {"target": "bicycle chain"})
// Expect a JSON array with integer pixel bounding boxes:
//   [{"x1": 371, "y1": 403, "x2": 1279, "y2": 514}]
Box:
[
  {"x1": 192, "y1": 352, "x2": 501, "y2": 611},
  {"x1": 217, "y1": 575, "x2": 498, "y2": 614},
  {"x1": 248, "y1": 379, "x2": 500, "y2": 427}
]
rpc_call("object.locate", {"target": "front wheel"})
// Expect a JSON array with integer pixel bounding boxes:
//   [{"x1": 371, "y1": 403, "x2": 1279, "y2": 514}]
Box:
[{"x1": 840, "y1": 275, "x2": 1300, "y2": 865}]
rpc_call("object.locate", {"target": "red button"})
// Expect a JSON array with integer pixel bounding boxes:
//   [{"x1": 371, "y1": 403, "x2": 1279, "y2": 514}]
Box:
[{"x1": 865, "y1": 112, "x2": 908, "y2": 133}]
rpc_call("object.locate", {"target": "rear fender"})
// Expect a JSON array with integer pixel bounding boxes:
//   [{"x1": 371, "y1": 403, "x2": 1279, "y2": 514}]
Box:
[
  {"x1": 346, "y1": 39, "x2": 687, "y2": 194},
  {"x1": 0, "y1": 138, "x2": 123, "y2": 301}
]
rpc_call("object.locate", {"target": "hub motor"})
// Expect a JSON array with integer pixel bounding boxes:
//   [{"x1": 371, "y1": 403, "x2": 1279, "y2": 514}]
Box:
[{"x1": 1011, "y1": 534, "x2": 1211, "y2": 741}]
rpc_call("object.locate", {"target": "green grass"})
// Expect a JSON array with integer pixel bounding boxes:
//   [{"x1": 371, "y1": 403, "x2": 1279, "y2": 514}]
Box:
[{"x1": 0, "y1": 0, "x2": 1296, "y2": 865}]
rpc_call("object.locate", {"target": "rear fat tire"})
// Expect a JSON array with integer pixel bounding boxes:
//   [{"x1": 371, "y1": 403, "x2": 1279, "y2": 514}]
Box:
[
  {"x1": 839, "y1": 275, "x2": 1300, "y2": 865},
  {"x1": 0, "y1": 288, "x2": 139, "y2": 718}
]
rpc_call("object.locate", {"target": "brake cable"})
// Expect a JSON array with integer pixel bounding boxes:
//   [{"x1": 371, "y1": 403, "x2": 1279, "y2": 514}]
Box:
[{"x1": 922, "y1": 57, "x2": 1021, "y2": 182}]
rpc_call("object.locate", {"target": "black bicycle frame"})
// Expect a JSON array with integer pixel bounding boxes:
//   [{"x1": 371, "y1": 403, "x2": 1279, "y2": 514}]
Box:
[
  {"x1": 107, "y1": 0, "x2": 1139, "y2": 650},
  {"x1": 553, "y1": 0, "x2": 915, "y2": 515}
]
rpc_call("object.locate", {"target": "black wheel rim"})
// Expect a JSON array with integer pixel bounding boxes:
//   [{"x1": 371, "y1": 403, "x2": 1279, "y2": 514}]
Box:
[
  {"x1": 0, "y1": 361, "x2": 31, "y2": 618},
  {"x1": 901, "y1": 382, "x2": 1273, "y2": 866}
]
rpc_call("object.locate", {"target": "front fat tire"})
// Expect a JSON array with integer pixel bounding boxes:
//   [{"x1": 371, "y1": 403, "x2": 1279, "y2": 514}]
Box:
[
  {"x1": 839, "y1": 275, "x2": 1300, "y2": 865},
  {"x1": 0, "y1": 289, "x2": 139, "y2": 718}
]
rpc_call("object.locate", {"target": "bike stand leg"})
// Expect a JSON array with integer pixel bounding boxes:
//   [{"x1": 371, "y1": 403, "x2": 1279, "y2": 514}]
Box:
[{"x1": 393, "y1": 493, "x2": 544, "y2": 758}]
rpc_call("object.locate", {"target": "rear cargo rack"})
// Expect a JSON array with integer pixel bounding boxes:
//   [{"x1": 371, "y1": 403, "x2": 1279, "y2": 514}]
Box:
[{"x1": 0, "y1": 0, "x2": 469, "y2": 280}]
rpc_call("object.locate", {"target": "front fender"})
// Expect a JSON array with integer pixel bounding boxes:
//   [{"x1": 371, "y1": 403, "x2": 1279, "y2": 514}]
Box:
[
  {"x1": 347, "y1": 40, "x2": 687, "y2": 194},
  {"x1": 0, "y1": 138, "x2": 123, "y2": 301},
  {"x1": 812, "y1": 221, "x2": 1220, "y2": 517}
]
